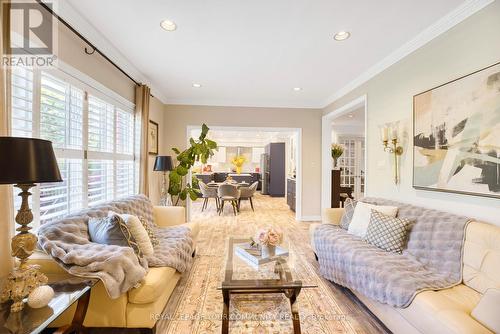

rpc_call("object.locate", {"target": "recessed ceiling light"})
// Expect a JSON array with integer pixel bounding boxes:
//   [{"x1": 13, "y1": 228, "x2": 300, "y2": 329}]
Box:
[
  {"x1": 293, "y1": 87, "x2": 302, "y2": 92},
  {"x1": 160, "y1": 19, "x2": 177, "y2": 31},
  {"x1": 192, "y1": 83, "x2": 202, "y2": 88},
  {"x1": 348, "y1": 114, "x2": 354, "y2": 118},
  {"x1": 334, "y1": 31, "x2": 350, "y2": 41}
]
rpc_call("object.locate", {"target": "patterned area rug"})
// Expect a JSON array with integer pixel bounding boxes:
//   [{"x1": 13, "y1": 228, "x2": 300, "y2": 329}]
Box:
[{"x1": 156, "y1": 194, "x2": 388, "y2": 334}]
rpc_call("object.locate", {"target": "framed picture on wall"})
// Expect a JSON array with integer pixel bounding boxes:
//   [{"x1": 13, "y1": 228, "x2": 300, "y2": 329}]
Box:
[
  {"x1": 413, "y1": 61, "x2": 500, "y2": 198},
  {"x1": 148, "y1": 120, "x2": 159, "y2": 155}
]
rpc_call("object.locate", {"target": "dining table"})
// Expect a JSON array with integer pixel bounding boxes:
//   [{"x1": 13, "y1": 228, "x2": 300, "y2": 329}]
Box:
[{"x1": 206, "y1": 181, "x2": 250, "y2": 188}]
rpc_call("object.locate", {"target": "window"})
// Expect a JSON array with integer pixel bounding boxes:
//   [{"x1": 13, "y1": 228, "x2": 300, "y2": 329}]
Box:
[{"x1": 11, "y1": 67, "x2": 138, "y2": 227}]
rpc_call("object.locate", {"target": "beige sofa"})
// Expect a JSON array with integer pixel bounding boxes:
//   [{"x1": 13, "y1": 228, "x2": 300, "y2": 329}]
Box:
[
  {"x1": 31, "y1": 205, "x2": 199, "y2": 333},
  {"x1": 310, "y1": 208, "x2": 500, "y2": 334}
]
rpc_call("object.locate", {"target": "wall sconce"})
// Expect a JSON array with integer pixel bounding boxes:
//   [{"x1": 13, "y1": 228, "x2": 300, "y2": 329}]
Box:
[{"x1": 379, "y1": 121, "x2": 404, "y2": 184}]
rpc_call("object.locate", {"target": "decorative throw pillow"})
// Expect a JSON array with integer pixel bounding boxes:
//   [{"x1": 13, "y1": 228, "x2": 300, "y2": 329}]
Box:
[
  {"x1": 471, "y1": 289, "x2": 500, "y2": 333},
  {"x1": 88, "y1": 214, "x2": 142, "y2": 257},
  {"x1": 340, "y1": 198, "x2": 357, "y2": 230},
  {"x1": 365, "y1": 209, "x2": 412, "y2": 253},
  {"x1": 348, "y1": 202, "x2": 399, "y2": 238},
  {"x1": 139, "y1": 216, "x2": 159, "y2": 247},
  {"x1": 108, "y1": 211, "x2": 154, "y2": 257}
]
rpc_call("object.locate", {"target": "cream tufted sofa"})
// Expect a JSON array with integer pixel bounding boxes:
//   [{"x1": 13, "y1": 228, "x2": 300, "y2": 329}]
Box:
[
  {"x1": 31, "y1": 201, "x2": 198, "y2": 333},
  {"x1": 311, "y1": 208, "x2": 500, "y2": 334}
]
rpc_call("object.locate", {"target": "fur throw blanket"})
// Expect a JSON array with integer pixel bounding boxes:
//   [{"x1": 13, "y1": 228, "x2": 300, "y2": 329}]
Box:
[
  {"x1": 314, "y1": 197, "x2": 470, "y2": 307},
  {"x1": 38, "y1": 195, "x2": 193, "y2": 299}
]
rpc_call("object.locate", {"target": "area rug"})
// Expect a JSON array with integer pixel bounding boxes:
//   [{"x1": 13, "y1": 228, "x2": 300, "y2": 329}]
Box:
[{"x1": 156, "y1": 194, "x2": 386, "y2": 334}]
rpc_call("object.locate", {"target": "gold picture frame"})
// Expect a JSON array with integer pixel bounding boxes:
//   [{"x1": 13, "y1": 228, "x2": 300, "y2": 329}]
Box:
[{"x1": 148, "y1": 120, "x2": 159, "y2": 155}]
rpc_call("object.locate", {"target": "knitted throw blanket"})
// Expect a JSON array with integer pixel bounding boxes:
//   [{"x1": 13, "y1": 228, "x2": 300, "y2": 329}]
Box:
[
  {"x1": 38, "y1": 195, "x2": 193, "y2": 299},
  {"x1": 314, "y1": 197, "x2": 470, "y2": 307}
]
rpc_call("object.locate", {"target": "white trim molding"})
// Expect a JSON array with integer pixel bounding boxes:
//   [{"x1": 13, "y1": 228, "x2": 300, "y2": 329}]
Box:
[
  {"x1": 322, "y1": 95, "x2": 368, "y2": 212},
  {"x1": 298, "y1": 216, "x2": 322, "y2": 222},
  {"x1": 50, "y1": 0, "x2": 169, "y2": 104},
  {"x1": 322, "y1": 0, "x2": 495, "y2": 107}
]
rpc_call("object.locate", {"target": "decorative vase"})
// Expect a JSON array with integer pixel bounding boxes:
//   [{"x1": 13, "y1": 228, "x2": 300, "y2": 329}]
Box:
[
  {"x1": 27, "y1": 285, "x2": 54, "y2": 309},
  {"x1": 236, "y1": 166, "x2": 242, "y2": 174},
  {"x1": 261, "y1": 245, "x2": 276, "y2": 258}
]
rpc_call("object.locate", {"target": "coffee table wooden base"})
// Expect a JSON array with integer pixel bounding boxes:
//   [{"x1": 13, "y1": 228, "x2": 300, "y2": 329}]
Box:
[{"x1": 221, "y1": 286, "x2": 303, "y2": 334}]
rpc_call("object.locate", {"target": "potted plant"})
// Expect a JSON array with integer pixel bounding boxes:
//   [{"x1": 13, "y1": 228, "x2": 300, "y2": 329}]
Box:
[
  {"x1": 331, "y1": 143, "x2": 344, "y2": 169},
  {"x1": 168, "y1": 124, "x2": 218, "y2": 205}
]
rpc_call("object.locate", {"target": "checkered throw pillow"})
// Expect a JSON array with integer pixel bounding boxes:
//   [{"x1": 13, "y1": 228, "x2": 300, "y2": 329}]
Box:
[
  {"x1": 365, "y1": 209, "x2": 412, "y2": 253},
  {"x1": 340, "y1": 198, "x2": 357, "y2": 230}
]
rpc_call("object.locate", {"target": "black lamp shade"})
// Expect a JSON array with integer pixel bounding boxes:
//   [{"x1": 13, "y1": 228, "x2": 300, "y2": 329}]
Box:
[
  {"x1": 154, "y1": 156, "x2": 174, "y2": 172},
  {"x1": 0, "y1": 137, "x2": 62, "y2": 184}
]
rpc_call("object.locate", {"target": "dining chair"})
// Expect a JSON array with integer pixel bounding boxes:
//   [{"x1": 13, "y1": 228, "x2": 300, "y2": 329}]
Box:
[
  {"x1": 238, "y1": 181, "x2": 258, "y2": 211},
  {"x1": 199, "y1": 181, "x2": 219, "y2": 212},
  {"x1": 218, "y1": 184, "x2": 240, "y2": 216}
]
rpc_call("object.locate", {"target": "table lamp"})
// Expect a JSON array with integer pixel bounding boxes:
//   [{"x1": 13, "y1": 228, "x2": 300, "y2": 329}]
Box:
[
  {"x1": 153, "y1": 156, "x2": 174, "y2": 206},
  {"x1": 0, "y1": 137, "x2": 62, "y2": 312}
]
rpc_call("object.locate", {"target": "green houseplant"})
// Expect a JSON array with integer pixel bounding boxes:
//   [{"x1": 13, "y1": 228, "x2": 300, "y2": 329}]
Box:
[{"x1": 168, "y1": 124, "x2": 218, "y2": 205}]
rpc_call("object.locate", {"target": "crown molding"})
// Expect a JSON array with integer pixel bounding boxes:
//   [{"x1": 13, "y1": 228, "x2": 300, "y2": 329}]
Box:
[
  {"x1": 49, "y1": 0, "x2": 169, "y2": 104},
  {"x1": 322, "y1": 0, "x2": 495, "y2": 108}
]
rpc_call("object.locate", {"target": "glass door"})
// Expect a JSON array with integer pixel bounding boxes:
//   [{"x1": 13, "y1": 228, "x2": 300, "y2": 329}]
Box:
[{"x1": 338, "y1": 136, "x2": 365, "y2": 199}]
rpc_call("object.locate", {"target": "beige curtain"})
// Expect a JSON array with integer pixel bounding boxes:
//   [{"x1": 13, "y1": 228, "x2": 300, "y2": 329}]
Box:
[
  {"x1": 136, "y1": 84, "x2": 151, "y2": 196},
  {"x1": 0, "y1": 0, "x2": 14, "y2": 277}
]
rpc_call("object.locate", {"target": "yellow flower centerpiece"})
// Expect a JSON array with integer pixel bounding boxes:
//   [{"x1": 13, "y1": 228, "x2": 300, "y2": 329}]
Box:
[{"x1": 231, "y1": 155, "x2": 246, "y2": 174}]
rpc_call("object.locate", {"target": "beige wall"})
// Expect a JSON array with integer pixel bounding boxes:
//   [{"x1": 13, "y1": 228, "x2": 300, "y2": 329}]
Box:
[
  {"x1": 163, "y1": 105, "x2": 323, "y2": 219},
  {"x1": 148, "y1": 96, "x2": 166, "y2": 205},
  {"x1": 323, "y1": 1, "x2": 500, "y2": 224}
]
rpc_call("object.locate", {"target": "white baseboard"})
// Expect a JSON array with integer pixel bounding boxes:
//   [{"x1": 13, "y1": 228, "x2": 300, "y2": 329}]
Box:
[{"x1": 299, "y1": 215, "x2": 322, "y2": 222}]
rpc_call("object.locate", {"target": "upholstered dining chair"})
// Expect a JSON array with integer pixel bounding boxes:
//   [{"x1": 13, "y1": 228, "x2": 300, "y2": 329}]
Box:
[
  {"x1": 218, "y1": 184, "x2": 240, "y2": 216},
  {"x1": 238, "y1": 181, "x2": 258, "y2": 211},
  {"x1": 199, "y1": 181, "x2": 219, "y2": 212}
]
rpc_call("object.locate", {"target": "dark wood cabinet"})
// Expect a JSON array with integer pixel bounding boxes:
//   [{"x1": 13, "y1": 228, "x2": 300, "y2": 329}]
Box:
[
  {"x1": 331, "y1": 169, "x2": 341, "y2": 208},
  {"x1": 287, "y1": 178, "x2": 296, "y2": 212}
]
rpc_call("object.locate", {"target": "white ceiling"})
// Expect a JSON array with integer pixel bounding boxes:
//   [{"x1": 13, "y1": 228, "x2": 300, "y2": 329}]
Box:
[
  {"x1": 332, "y1": 106, "x2": 365, "y2": 127},
  {"x1": 63, "y1": 0, "x2": 467, "y2": 108}
]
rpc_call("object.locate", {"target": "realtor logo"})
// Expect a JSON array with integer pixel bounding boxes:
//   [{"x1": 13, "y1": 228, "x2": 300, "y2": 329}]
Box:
[{"x1": 2, "y1": 0, "x2": 57, "y2": 67}]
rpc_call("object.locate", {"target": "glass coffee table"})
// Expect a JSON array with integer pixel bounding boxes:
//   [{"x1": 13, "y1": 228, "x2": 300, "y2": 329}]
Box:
[{"x1": 219, "y1": 238, "x2": 316, "y2": 334}]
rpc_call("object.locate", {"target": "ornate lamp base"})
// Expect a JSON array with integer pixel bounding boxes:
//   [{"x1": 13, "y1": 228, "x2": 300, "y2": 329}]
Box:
[
  {"x1": 0, "y1": 184, "x2": 47, "y2": 312},
  {"x1": 0, "y1": 264, "x2": 47, "y2": 312}
]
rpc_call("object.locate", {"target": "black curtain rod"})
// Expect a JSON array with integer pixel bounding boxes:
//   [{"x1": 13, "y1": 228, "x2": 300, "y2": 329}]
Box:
[{"x1": 35, "y1": 0, "x2": 141, "y2": 87}]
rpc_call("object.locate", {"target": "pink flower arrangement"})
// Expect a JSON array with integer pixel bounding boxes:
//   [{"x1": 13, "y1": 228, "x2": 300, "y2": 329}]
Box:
[{"x1": 254, "y1": 227, "x2": 283, "y2": 247}]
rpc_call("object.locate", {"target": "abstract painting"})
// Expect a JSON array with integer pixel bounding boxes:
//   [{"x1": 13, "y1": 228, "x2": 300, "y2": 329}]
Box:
[{"x1": 413, "y1": 62, "x2": 500, "y2": 198}]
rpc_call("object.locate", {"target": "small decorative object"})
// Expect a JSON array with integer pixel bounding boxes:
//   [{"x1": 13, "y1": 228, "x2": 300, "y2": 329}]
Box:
[
  {"x1": 148, "y1": 120, "x2": 159, "y2": 155},
  {"x1": 168, "y1": 124, "x2": 218, "y2": 205},
  {"x1": 225, "y1": 175, "x2": 234, "y2": 183},
  {"x1": 0, "y1": 137, "x2": 62, "y2": 312},
  {"x1": 27, "y1": 285, "x2": 54, "y2": 309},
  {"x1": 331, "y1": 143, "x2": 344, "y2": 169},
  {"x1": 231, "y1": 155, "x2": 246, "y2": 174},
  {"x1": 414, "y1": 62, "x2": 500, "y2": 198},
  {"x1": 253, "y1": 227, "x2": 284, "y2": 258},
  {"x1": 154, "y1": 156, "x2": 174, "y2": 206},
  {"x1": 379, "y1": 121, "x2": 404, "y2": 184}
]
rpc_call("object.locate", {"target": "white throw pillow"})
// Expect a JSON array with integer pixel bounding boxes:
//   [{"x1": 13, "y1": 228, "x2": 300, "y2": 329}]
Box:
[
  {"x1": 471, "y1": 289, "x2": 500, "y2": 333},
  {"x1": 348, "y1": 202, "x2": 399, "y2": 238},
  {"x1": 108, "y1": 211, "x2": 154, "y2": 257}
]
